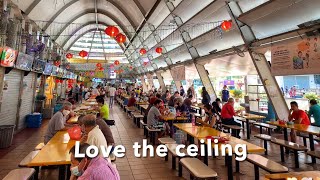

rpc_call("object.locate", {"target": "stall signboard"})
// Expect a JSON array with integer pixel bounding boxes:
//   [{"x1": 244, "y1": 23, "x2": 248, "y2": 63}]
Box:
[
  {"x1": 271, "y1": 36, "x2": 320, "y2": 76},
  {"x1": 43, "y1": 63, "x2": 53, "y2": 75},
  {"x1": 32, "y1": 59, "x2": 46, "y2": 73},
  {"x1": 0, "y1": 47, "x2": 18, "y2": 67},
  {"x1": 51, "y1": 66, "x2": 58, "y2": 76},
  {"x1": 171, "y1": 66, "x2": 185, "y2": 81},
  {"x1": 15, "y1": 52, "x2": 34, "y2": 71}
]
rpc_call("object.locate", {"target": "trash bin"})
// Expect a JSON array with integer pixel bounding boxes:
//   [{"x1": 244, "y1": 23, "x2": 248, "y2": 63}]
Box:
[
  {"x1": 26, "y1": 113, "x2": 42, "y2": 128},
  {"x1": 0, "y1": 125, "x2": 15, "y2": 148}
]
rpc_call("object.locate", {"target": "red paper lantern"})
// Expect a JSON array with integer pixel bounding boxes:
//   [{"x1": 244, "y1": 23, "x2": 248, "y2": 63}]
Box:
[
  {"x1": 143, "y1": 62, "x2": 148, "y2": 66},
  {"x1": 140, "y1": 48, "x2": 147, "y2": 55},
  {"x1": 96, "y1": 63, "x2": 102, "y2": 67},
  {"x1": 54, "y1": 61, "x2": 60, "y2": 66},
  {"x1": 105, "y1": 26, "x2": 119, "y2": 37},
  {"x1": 68, "y1": 79, "x2": 73, "y2": 84},
  {"x1": 130, "y1": 66, "x2": 133, "y2": 70},
  {"x1": 66, "y1": 53, "x2": 73, "y2": 59},
  {"x1": 114, "y1": 60, "x2": 120, "y2": 66},
  {"x1": 155, "y1": 47, "x2": 163, "y2": 54},
  {"x1": 115, "y1": 33, "x2": 126, "y2": 44},
  {"x1": 55, "y1": 79, "x2": 61, "y2": 83},
  {"x1": 79, "y1": 50, "x2": 88, "y2": 58},
  {"x1": 60, "y1": 79, "x2": 64, "y2": 83},
  {"x1": 221, "y1": 20, "x2": 232, "y2": 31}
]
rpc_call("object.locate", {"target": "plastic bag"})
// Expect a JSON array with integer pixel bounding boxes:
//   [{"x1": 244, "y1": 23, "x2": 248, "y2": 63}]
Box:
[{"x1": 68, "y1": 126, "x2": 82, "y2": 140}]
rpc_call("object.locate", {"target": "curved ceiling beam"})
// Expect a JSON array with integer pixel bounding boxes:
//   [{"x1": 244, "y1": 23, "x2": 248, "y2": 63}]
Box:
[
  {"x1": 65, "y1": 28, "x2": 104, "y2": 52},
  {"x1": 41, "y1": 0, "x2": 137, "y2": 32},
  {"x1": 61, "y1": 22, "x2": 109, "y2": 48},
  {"x1": 54, "y1": 10, "x2": 130, "y2": 41}
]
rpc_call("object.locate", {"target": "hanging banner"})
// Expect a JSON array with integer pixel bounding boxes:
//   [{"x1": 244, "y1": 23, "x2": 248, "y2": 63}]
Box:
[
  {"x1": 171, "y1": 66, "x2": 185, "y2": 81},
  {"x1": 271, "y1": 36, "x2": 320, "y2": 76}
]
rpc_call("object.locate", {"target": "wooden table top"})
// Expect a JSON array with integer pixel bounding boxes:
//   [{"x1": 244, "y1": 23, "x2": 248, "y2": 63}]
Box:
[
  {"x1": 162, "y1": 115, "x2": 188, "y2": 121},
  {"x1": 28, "y1": 131, "x2": 76, "y2": 166},
  {"x1": 83, "y1": 101, "x2": 98, "y2": 106},
  {"x1": 136, "y1": 102, "x2": 149, "y2": 105},
  {"x1": 268, "y1": 121, "x2": 320, "y2": 135},
  {"x1": 264, "y1": 171, "x2": 320, "y2": 180},
  {"x1": 67, "y1": 116, "x2": 79, "y2": 124},
  {"x1": 140, "y1": 105, "x2": 149, "y2": 110},
  {"x1": 240, "y1": 113, "x2": 266, "y2": 120},
  {"x1": 174, "y1": 123, "x2": 265, "y2": 153}
]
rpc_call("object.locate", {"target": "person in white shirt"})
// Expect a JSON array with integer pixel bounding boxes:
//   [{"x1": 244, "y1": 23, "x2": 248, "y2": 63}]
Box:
[
  {"x1": 91, "y1": 86, "x2": 100, "y2": 96},
  {"x1": 81, "y1": 115, "x2": 109, "y2": 158},
  {"x1": 109, "y1": 85, "x2": 116, "y2": 108},
  {"x1": 85, "y1": 91, "x2": 91, "y2": 100}
]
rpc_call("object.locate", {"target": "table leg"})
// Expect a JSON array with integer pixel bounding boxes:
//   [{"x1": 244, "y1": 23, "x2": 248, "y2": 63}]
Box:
[
  {"x1": 33, "y1": 166, "x2": 39, "y2": 180},
  {"x1": 66, "y1": 165, "x2": 71, "y2": 180},
  {"x1": 226, "y1": 155, "x2": 233, "y2": 180},
  {"x1": 58, "y1": 165, "x2": 66, "y2": 180},
  {"x1": 283, "y1": 128, "x2": 289, "y2": 153},
  {"x1": 169, "y1": 121, "x2": 173, "y2": 138},
  {"x1": 309, "y1": 134, "x2": 316, "y2": 163},
  {"x1": 246, "y1": 119, "x2": 250, "y2": 139},
  {"x1": 204, "y1": 143, "x2": 208, "y2": 165}
]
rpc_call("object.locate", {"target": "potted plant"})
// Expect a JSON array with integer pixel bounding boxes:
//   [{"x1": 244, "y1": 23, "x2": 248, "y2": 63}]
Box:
[
  {"x1": 304, "y1": 92, "x2": 318, "y2": 101},
  {"x1": 233, "y1": 89, "x2": 243, "y2": 102}
]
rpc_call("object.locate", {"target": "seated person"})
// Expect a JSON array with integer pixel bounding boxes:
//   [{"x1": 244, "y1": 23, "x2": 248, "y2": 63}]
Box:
[
  {"x1": 183, "y1": 95, "x2": 193, "y2": 111},
  {"x1": 127, "y1": 93, "x2": 136, "y2": 107},
  {"x1": 96, "y1": 97, "x2": 109, "y2": 120},
  {"x1": 221, "y1": 98, "x2": 242, "y2": 138},
  {"x1": 69, "y1": 143, "x2": 120, "y2": 180},
  {"x1": 147, "y1": 99, "x2": 165, "y2": 134},
  {"x1": 80, "y1": 115, "x2": 108, "y2": 157},
  {"x1": 288, "y1": 101, "x2": 310, "y2": 143},
  {"x1": 197, "y1": 104, "x2": 216, "y2": 128},
  {"x1": 84, "y1": 90, "x2": 91, "y2": 100},
  {"x1": 212, "y1": 98, "x2": 222, "y2": 115},
  {"x1": 308, "y1": 99, "x2": 320, "y2": 127},
  {"x1": 161, "y1": 90, "x2": 169, "y2": 103},
  {"x1": 168, "y1": 91, "x2": 180, "y2": 107},
  {"x1": 175, "y1": 97, "x2": 188, "y2": 117},
  {"x1": 44, "y1": 102, "x2": 73, "y2": 144}
]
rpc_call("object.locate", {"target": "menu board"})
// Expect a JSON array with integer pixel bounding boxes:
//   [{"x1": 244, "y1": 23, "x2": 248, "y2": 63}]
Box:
[
  {"x1": 51, "y1": 66, "x2": 58, "y2": 76},
  {"x1": 32, "y1": 59, "x2": 46, "y2": 73},
  {"x1": 0, "y1": 47, "x2": 18, "y2": 67},
  {"x1": 15, "y1": 52, "x2": 34, "y2": 71},
  {"x1": 43, "y1": 63, "x2": 53, "y2": 75}
]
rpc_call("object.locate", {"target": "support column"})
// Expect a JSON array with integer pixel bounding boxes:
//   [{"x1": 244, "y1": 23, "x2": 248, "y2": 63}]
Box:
[
  {"x1": 147, "y1": 73, "x2": 154, "y2": 90},
  {"x1": 20, "y1": 18, "x2": 27, "y2": 53},
  {"x1": 155, "y1": 71, "x2": 166, "y2": 92},
  {"x1": 140, "y1": 76, "x2": 148, "y2": 92},
  {"x1": 164, "y1": 0, "x2": 217, "y2": 99},
  {"x1": 6, "y1": 7, "x2": 19, "y2": 48},
  {"x1": 0, "y1": 0, "x2": 8, "y2": 47},
  {"x1": 226, "y1": 1, "x2": 289, "y2": 119},
  {"x1": 170, "y1": 67, "x2": 182, "y2": 91}
]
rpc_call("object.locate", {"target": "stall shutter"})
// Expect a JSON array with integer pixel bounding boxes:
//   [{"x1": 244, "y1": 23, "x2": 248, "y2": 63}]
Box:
[
  {"x1": 18, "y1": 72, "x2": 36, "y2": 130},
  {"x1": 0, "y1": 69, "x2": 22, "y2": 127}
]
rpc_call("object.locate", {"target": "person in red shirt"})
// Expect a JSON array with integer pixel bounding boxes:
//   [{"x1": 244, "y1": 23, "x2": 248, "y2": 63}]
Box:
[
  {"x1": 127, "y1": 93, "x2": 136, "y2": 107},
  {"x1": 221, "y1": 98, "x2": 242, "y2": 138},
  {"x1": 288, "y1": 101, "x2": 310, "y2": 143}
]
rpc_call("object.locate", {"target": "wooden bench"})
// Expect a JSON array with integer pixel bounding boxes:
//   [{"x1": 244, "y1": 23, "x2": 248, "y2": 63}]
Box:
[
  {"x1": 246, "y1": 154, "x2": 288, "y2": 180},
  {"x1": 19, "y1": 150, "x2": 40, "y2": 167},
  {"x1": 179, "y1": 158, "x2": 218, "y2": 179},
  {"x1": 133, "y1": 114, "x2": 144, "y2": 127},
  {"x1": 34, "y1": 143, "x2": 45, "y2": 150},
  {"x1": 254, "y1": 134, "x2": 272, "y2": 155},
  {"x1": 271, "y1": 138, "x2": 308, "y2": 168},
  {"x1": 222, "y1": 124, "x2": 242, "y2": 137},
  {"x1": 253, "y1": 122, "x2": 276, "y2": 135},
  {"x1": 158, "y1": 137, "x2": 176, "y2": 144},
  {"x1": 307, "y1": 151, "x2": 320, "y2": 163},
  {"x1": 166, "y1": 144, "x2": 189, "y2": 169},
  {"x1": 140, "y1": 120, "x2": 147, "y2": 136},
  {"x1": 3, "y1": 168, "x2": 36, "y2": 180},
  {"x1": 146, "y1": 126, "x2": 161, "y2": 145}
]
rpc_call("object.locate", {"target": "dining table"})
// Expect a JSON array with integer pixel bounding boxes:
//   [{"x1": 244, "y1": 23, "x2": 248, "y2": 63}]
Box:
[
  {"x1": 236, "y1": 113, "x2": 266, "y2": 139},
  {"x1": 265, "y1": 171, "x2": 320, "y2": 180}
]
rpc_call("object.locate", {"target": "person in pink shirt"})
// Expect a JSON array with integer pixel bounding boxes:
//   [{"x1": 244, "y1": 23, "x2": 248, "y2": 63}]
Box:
[{"x1": 69, "y1": 143, "x2": 120, "y2": 180}]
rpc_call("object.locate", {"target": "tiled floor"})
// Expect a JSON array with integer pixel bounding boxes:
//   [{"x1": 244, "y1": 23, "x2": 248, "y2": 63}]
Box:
[{"x1": 0, "y1": 104, "x2": 319, "y2": 180}]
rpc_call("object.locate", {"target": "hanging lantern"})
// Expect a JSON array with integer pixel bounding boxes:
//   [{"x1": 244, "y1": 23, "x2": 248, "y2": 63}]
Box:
[
  {"x1": 68, "y1": 79, "x2": 73, "y2": 84},
  {"x1": 115, "y1": 33, "x2": 126, "y2": 44},
  {"x1": 60, "y1": 79, "x2": 64, "y2": 83},
  {"x1": 155, "y1": 47, "x2": 163, "y2": 54},
  {"x1": 114, "y1": 60, "x2": 120, "y2": 66},
  {"x1": 96, "y1": 63, "x2": 102, "y2": 67},
  {"x1": 105, "y1": 26, "x2": 119, "y2": 37},
  {"x1": 143, "y1": 62, "x2": 148, "y2": 66},
  {"x1": 221, "y1": 20, "x2": 232, "y2": 31},
  {"x1": 66, "y1": 53, "x2": 73, "y2": 59},
  {"x1": 55, "y1": 79, "x2": 61, "y2": 83},
  {"x1": 79, "y1": 50, "x2": 88, "y2": 58},
  {"x1": 130, "y1": 66, "x2": 133, "y2": 70},
  {"x1": 54, "y1": 61, "x2": 60, "y2": 66},
  {"x1": 140, "y1": 48, "x2": 147, "y2": 55}
]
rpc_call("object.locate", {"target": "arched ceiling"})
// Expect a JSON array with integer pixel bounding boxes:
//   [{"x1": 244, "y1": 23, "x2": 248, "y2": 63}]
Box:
[{"x1": 10, "y1": 0, "x2": 320, "y2": 76}]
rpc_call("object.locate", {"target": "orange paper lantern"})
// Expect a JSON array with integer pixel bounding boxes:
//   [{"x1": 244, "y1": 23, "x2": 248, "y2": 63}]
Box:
[
  {"x1": 221, "y1": 20, "x2": 232, "y2": 31},
  {"x1": 105, "y1": 26, "x2": 119, "y2": 37}
]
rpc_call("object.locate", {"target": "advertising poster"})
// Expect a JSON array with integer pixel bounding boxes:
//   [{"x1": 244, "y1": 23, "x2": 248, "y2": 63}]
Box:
[
  {"x1": 0, "y1": 47, "x2": 18, "y2": 67},
  {"x1": 16, "y1": 52, "x2": 34, "y2": 71},
  {"x1": 271, "y1": 36, "x2": 320, "y2": 76},
  {"x1": 32, "y1": 59, "x2": 46, "y2": 73}
]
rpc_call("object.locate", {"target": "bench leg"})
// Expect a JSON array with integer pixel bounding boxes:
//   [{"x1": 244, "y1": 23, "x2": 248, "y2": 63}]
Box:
[
  {"x1": 137, "y1": 119, "x2": 141, "y2": 128},
  {"x1": 226, "y1": 155, "x2": 233, "y2": 180},
  {"x1": 259, "y1": 127, "x2": 263, "y2": 134},
  {"x1": 268, "y1": 128, "x2": 271, "y2": 135},
  {"x1": 293, "y1": 150, "x2": 299, "y2": 168},
  {"x1": 165, "y1": 153, "x2": 168, "y2": 161},
  {"x1": 302, "y1": 137, "x2": 307, "y2": 147},
  {"x1": 58, "y1": 165, "x2": 66, "y2": 180},
  {"x1": 280, "y1": 146, "x2": 285, "y2": 162},
  {"x1": 264, "y1": 140, "x2": 268, "y2": 155},
  {"x1": 178, "y1": 162, "x2": 182, "y2": 177},
  {"x1": 145, "y1": 127, "x2": 148, "y2": 138},
  {"x1": 66, "y1": 164, "x2": 71, "y2": 180},
  {"x1": 172, "y1": 156, "x2": 177, "y2": 169},
  {"x1": 235, "y1": 159, "x2": 240, "y2": 173},
  {"x1": 190, "y1": 174, "x2": 194, "y2": 180},
  {"x1": 254, "y1": 164, "x2": 259, "y2": 180}
]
